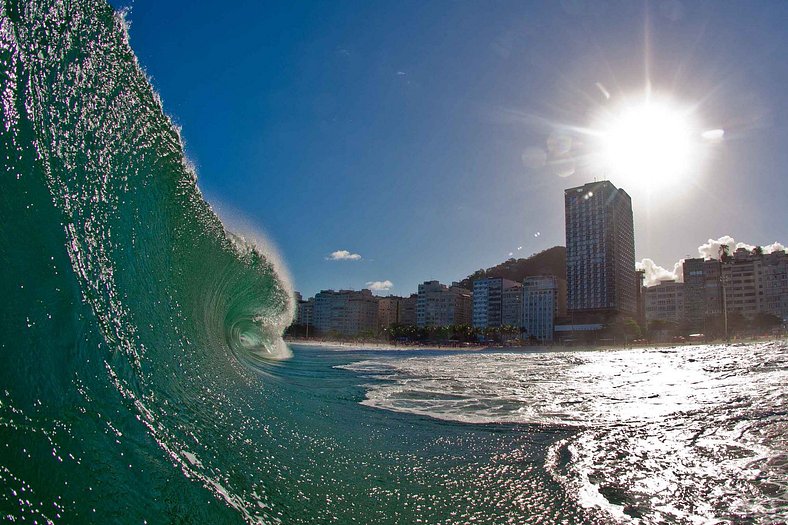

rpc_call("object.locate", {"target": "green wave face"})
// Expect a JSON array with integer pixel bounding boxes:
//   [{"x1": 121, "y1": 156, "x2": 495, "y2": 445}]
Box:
[{"x1": 0, "y1": 0, "x2": 293, "y2": 522}]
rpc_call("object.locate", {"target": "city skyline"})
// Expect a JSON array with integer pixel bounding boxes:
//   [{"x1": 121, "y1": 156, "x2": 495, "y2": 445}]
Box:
[{"x1": 114, "y1": 1, "x2": 788, "y2": 298}]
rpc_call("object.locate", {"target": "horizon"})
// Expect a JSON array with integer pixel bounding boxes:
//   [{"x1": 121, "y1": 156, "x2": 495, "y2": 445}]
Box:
[{"x1": 113, "y1": 1, "x2": 788, "y2": 298}]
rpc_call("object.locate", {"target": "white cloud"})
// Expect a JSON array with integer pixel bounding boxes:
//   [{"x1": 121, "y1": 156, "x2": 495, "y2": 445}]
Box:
[
  {"x1": 696, "y1": 235, "x2": 736, "y2": 260},
  {"x1": 763, "y1": 242, "x2": 787, "y2": 254},
  {"x1": 326, "y1": 250, "x2": 361, "y2": 261},
  {"x1": 640, "y1": 236, "x2": 787, "y2": 288},
  {"x1": 366, "y1": 280, "x2": 393, "y2": 292},
  {"x1": 696, "y1": 235, "x2": 787, "y2": 259},
  {"x1": 637, "y1": 258, "x2": 683, "y2": 287}
]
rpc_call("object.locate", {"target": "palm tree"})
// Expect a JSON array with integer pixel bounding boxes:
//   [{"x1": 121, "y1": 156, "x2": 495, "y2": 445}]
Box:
[{"x1": 718, "y1": 244, "x2": 731, "y2": 262}]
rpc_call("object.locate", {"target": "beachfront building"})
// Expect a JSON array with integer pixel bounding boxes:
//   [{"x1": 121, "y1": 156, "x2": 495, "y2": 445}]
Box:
[
  {"x1": 683, "y1": 258, "x2": 722, "y2": 331},
  {"x1": 522, "y1": 276, "x2": 564, "y2": 342},
  {"x1": 565, "y1": 181, "x2": 636, "y2": 321},
  {"x1": 472, "y1": 277, "x2": 519, "y2": 328},
  {"x1": 378, "y1": 295, "x2": 404, "y2": 329},
  {"x1": 723, "y1": 249, "x2": 760, "y2": 318},
  {"x1": 635, "y1": 269, "x2": 647, "y2": 328},
  {"x1": 722, "y1": 248, "x2": 788, "y2": 320},
  {"x1": 761, "y1": 250, "x2": 788, "y2": 321},
  {"x1": 295, "y1": 295, "x2": 314, "y2": 328},
  {"x1": 417, "y1": 281, "x2": 472, "y2": 328},
  {"x1": 502, "y1": 284, "x2": 523, "y2": 328},
  {"x1": 312, "y1": 289, "x2": 379, "y2": 337},
  {"x1": 399, "y1": 294, "x2": 418, "y2": 326},
  {"x1": 644, "y1": 280, "x2": 685, "y2": 323}
]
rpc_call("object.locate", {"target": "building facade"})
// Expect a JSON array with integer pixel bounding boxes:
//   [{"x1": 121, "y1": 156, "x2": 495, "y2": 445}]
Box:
[
  {"x1": 644, "y1": 280, "x2": 685, "y2": 323},
  {"x1": 295, "y1": 296, "x2": 314, "y2": 328},
  {"x1": 472, "y1": 277, "x2": 519, "y2": 328},
  {"x1": 378, "y1": 296, "x2": 404, "y2": 329},
  {"x1": 522, "y1": 276, "x2": 561, "y2": 342},
  {"x1": 683, "y1": 258, "x2": 722, "y2": 330},
  {"x1": 399, "y1": 294, "x2": 418, "y2": 326},
  {"x1": 565, "y1": 181, "x2": 636, "y2": 320},
  {"x1": 722, "y1": 248, "x2": 788, "y2": 321},
  {"x1": 312, "y1": 289, "x2": 379, "y2": 337},
  {"x1": 501, "y1": 284, "x2": 523, "y2": 328},
  {"x1": 761, "y1": 250, "x2": 788, "y2": 321},
  {"x1": 417, "y1": 281, "x2": 472, "y2": 328}
]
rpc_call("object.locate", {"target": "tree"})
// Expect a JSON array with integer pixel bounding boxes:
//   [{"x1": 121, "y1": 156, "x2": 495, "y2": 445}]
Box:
[
  {"x1": 500, "y1": 325, "x2": 520, "y2": 341},
  {"x1": 449, "y1": 324, "x2": 475, "y2": 343},
  {"x1": 610, "y1": 316, "x2": 641, "y2": 341},
  {"x1": 718, "y1": 244, "x2": 731, "y2": 262},
  {"x1": 284, "y1": 324, "x2": 309, "y2": 338},
  {"x1": 703, "y1": 314, "x2": 724, "y2": 337},
  {"x1": 751, "y1": 312, "x2": 781, "y2": 331},
  {"x1": 726, "y1": 311, "x2": 747, "y2": 333},
  {"x1": 647, "y1": 319, "x2": 678, "y2": 339},
  {"x1": 752, "y1": 246, "x2": 764, "y2": 257}
]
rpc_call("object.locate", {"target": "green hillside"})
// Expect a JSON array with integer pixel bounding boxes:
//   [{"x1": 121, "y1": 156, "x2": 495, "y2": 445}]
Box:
[{"x1": 458, "y1": 246, "x2": 566, "y2": 289}]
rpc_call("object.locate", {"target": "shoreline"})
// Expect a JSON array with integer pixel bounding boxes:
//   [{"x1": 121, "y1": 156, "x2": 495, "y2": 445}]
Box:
[
  {"x1": 285, "y1": 339, "x2": 489, "y2": 351},
  {"x1": 285, "y1": 335, "x2": 787, "y2": 353}
]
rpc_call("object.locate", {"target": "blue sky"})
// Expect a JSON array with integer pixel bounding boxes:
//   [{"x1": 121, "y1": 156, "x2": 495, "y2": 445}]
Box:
[{"x1": 113, "y1": 0, "x2": 788, "y2": 297}]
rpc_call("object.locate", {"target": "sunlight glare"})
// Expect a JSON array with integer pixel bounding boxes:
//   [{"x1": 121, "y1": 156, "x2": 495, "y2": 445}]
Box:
[{"x1": 600, "y1": 99, "x2": 695, "y2": 190}]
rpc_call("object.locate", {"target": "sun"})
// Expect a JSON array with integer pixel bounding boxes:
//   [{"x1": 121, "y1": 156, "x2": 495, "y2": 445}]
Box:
[{"x1": 596, "y1": 97, "x2": 697, "y2": 191}]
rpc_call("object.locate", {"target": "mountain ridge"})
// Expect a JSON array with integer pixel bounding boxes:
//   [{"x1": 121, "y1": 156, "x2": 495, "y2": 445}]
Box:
[{"x1": 457, "y1": 246, "x2": 566, "y2": 290}]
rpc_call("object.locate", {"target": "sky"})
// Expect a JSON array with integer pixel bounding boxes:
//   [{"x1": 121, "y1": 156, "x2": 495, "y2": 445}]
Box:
[{"x1": 112, "y1": 0, "x2": 788, "y2": 297}]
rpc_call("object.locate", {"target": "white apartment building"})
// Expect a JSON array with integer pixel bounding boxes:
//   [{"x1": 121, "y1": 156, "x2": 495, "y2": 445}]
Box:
[
  {"x1": 522, "y1": 276, "x2": 560, "y2": 342},
  {"x1": 417, "y1": 281, "x2": 472, "y2": 327},
  {"x1": 312, "y1": 289, "x2": 379, "y2": 337},
  {"x1": 644, "y1": 280, "x2": 685, "y2": 323}
]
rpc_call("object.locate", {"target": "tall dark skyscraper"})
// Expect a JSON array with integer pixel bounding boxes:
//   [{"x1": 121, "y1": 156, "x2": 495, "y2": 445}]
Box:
[{"x1": 565, "y1": 180, "x2": 636, "y2": 320}]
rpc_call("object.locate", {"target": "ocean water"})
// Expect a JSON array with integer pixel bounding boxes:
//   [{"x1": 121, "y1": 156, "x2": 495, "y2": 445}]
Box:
[
  {"x1": 1, "y1": 0, "x2": 787, "y2": 523},
  {"x1": 341, "y1": 342, "x2": 788, "y2": 523}
]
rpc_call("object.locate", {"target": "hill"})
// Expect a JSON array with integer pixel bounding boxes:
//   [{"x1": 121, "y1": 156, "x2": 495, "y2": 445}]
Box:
[{"x1": 457, "y1": 246, "x2": 566, "y2": 289}]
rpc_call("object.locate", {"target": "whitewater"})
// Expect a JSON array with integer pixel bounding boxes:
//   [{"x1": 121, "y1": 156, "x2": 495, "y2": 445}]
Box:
[{"x1": 1, "y1": 1, "x2": 787, "y2": 524}]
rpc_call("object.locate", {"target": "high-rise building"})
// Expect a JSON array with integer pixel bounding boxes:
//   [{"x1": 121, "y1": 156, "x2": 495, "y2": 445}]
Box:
[
  {"x1": 722, "y1": 248, "x2": 788, "y2": 321},
  {"x1": 312, "y1": 289, "x2": 379, "y2": 337},
  {"x1": 417, "y1": 281, "x2": 472, "y2": 327},
  {"x1": 472, "y1": 277, "x2": 519, "y2": 328},
  {"x1": 501, "y1": 284, "x2": 523, "y2": 328},
  {"x1": 761, "y1": 250, "x2": 788, "y2": 321},
  {"x1": 378, "y1": 296, "x2": 404, "y2": 329},
  {"x1": 522, "y1": 276, "x2": 564, "y2": 342},
  {"x1": 565, "y1": 180, "x2": 636, "y2": 321},
  {"x1": 635, "y1": 269, "x2": 646, "y2": 328},
  {"x1": 683, "y1": 258, "x2": 722, "y2": 330},
  {"x1": 295, "y1": 296, "x2": 314, "y2": 328},
  {"x1": 400, "y1": 294, "x2": 418, "y2": 326}
]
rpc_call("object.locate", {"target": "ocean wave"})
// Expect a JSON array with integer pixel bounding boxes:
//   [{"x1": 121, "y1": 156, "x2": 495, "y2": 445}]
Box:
[{"x1": 0, "y1": 0, "x2": 292, "y2": 522}]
